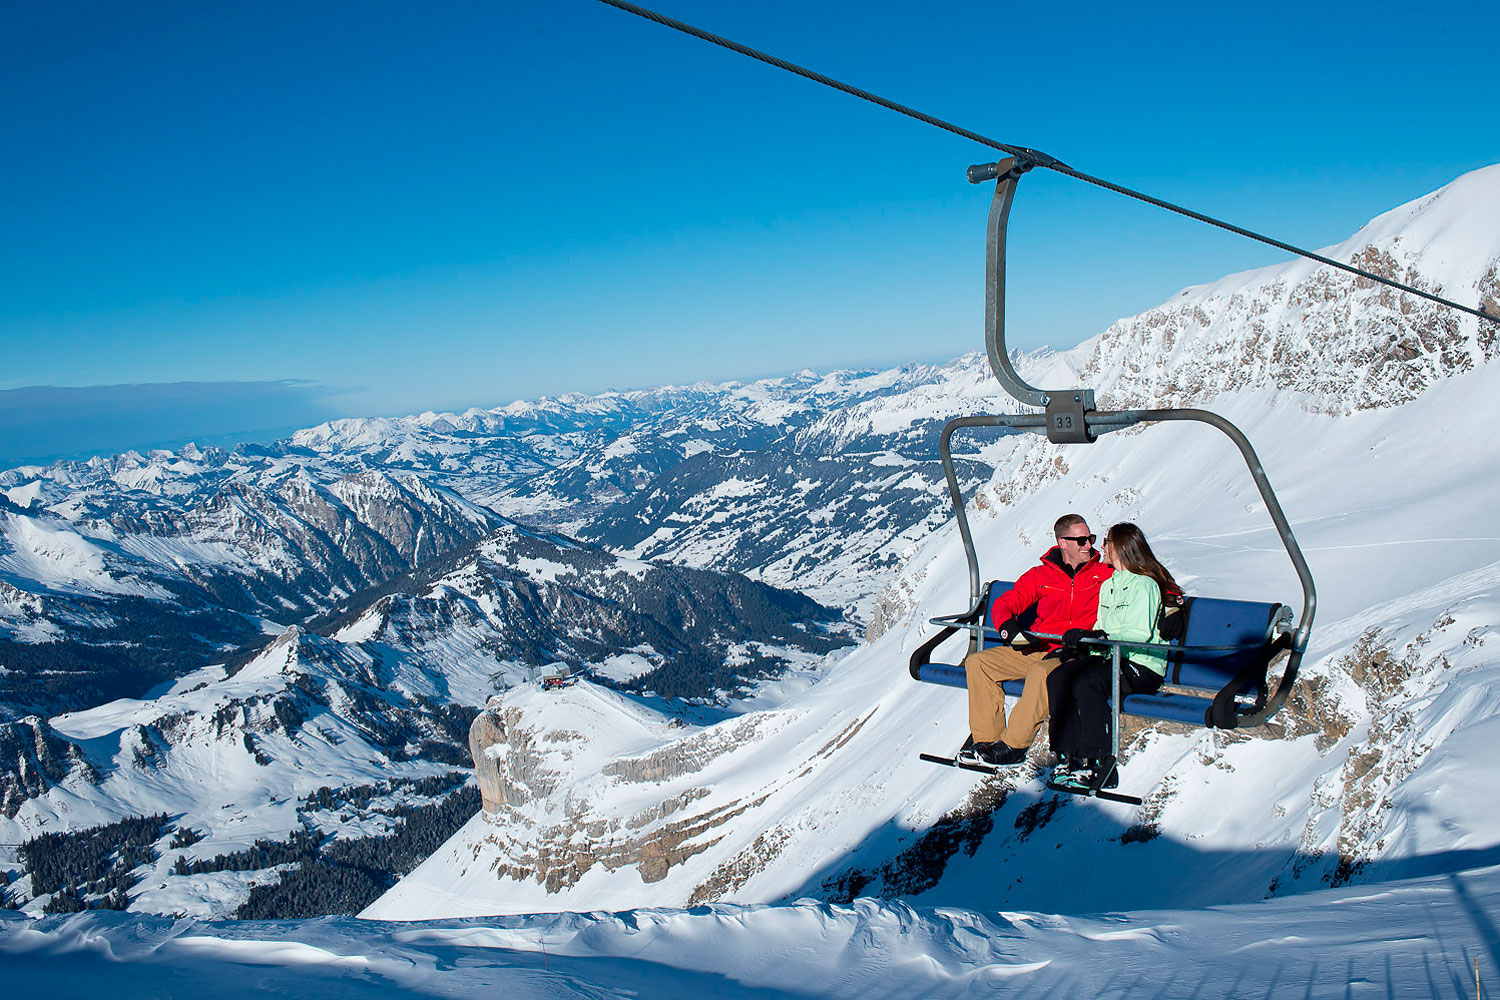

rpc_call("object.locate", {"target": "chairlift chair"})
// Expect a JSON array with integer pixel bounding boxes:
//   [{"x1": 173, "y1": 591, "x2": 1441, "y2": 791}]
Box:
[{"x1": 911, "y1": 158, "x2": 1318, "y2": 803}]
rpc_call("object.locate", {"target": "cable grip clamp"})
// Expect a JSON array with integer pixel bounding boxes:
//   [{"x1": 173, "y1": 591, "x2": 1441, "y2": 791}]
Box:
[{"x1": 1045, "y1": 391, "x2": 1096, "y2": 444}]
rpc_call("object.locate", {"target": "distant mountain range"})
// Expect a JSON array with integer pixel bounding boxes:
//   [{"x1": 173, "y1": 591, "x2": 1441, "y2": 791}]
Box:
[
  {"x1": 0, "y1": 464, "x2": 499, "y2": 717},
  {"x1": 0, "y1": 352, "x2": 1024, "y2": 722}
]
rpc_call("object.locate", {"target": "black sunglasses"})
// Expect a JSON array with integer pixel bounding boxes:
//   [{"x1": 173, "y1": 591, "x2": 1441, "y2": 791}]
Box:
[{"x1": 1059, "y1": 534, "x2": 1096, "y2": 544}]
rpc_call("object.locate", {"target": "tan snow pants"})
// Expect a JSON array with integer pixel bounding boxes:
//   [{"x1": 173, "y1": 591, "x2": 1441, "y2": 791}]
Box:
[{"x1": 963, "y1": 645, "x2": 1059, "y2": 749}]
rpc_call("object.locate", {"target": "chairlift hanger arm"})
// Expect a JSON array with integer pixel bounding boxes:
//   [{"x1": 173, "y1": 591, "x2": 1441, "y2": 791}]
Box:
[
  {"x1": 1088, "y1": 407, "x2": 1316, "y2": 653},
  {"x1": 976, "y1": 158, "x2": 1075, "y2": 411},
  {"x1": 969, "y1": 165, "x2": 1317, "y2": 654}
]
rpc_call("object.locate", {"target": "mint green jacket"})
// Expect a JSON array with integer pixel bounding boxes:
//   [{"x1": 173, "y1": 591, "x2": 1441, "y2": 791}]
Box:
[{"x1": 1095, "y1": 569, "x2": 1165, "y2": 675}]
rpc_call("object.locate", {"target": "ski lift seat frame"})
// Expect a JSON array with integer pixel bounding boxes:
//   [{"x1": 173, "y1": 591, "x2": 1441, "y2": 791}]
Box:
[
  {"x1": 911, "y1": 580, "x2": 1295, "y2": 731},
  {"x1": 908, "y1": 154, "x2": 1317, "y2": 756}
]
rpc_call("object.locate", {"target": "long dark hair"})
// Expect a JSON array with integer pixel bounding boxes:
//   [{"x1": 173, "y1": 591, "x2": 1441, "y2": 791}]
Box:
[{"x1": 1105, "y1": 522, "x2": 1180, "y2": 596}]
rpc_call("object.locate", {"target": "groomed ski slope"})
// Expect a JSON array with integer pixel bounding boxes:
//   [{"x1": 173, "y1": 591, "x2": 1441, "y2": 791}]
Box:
[{"x1": 5, "y1": 863, "x2": 1497, "y2": 998}]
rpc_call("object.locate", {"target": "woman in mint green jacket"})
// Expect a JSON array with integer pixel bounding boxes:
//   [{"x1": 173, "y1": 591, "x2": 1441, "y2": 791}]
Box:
[{"x1": 1047, "y1": 522, "x2": 1180, "y2": 791}]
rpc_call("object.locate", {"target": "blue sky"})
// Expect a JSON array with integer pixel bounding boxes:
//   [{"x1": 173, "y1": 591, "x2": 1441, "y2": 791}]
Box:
[{"x1": 1, "y1": 0, "x2": 1494, "y2": 463}]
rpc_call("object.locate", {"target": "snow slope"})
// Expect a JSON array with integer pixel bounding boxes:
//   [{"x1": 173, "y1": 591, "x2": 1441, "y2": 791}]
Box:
[{"x1": 6, "y1": 864, "x2": 1499, "y2": 997}]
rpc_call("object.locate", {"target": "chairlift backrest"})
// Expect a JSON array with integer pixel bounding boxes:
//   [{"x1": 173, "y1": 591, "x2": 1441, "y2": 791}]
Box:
[
  {"x1": 979, "y1": 580, "x2": 1037, "y2": 647},
  {"x1": 1168, "y1": 597, "x2": 1290, "y2": 693}
]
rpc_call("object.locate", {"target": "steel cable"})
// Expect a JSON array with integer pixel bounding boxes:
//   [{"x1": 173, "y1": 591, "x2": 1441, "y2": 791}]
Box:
[{"x1": 594, "y1": 0, "x2": 1498, "y2": 325}]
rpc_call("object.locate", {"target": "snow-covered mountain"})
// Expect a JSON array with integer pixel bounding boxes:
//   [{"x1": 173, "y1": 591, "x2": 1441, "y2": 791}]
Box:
[
  {"x1": 0, "y1": 518, "x2": 850, "y2": 916},
  {"x1": 0, "y1": 360, "x2": 981, "y2": 916},
  {"x1": 289, "y1": 361, "x2": 1019, "y2": 611},
  {"x1": 0, "y1": 356, "x2": 1013, "y2": 722},
  {"x1": 1088, "y1": 165, "x2": 1500, "y2": 412},
  {"x1": 315, "y1": 522, "x2": 852, "y2": 703},
  {"x1": 367, "y1": 164, "x2": 1500, "y2": 922},
  {"x1": 0, "y1": 618, "x2": 482, "y2": 918},
  {"x1": 0, "y1": 462, "x2": 503, "y2": 717}
]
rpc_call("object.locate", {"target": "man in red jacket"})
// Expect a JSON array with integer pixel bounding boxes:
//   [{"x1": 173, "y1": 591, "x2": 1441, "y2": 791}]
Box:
[{"x1": 960, "y1": 514, "x2": 1113, "y2": 767}]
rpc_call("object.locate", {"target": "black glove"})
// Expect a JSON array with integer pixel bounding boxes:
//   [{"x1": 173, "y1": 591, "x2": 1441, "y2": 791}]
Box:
[
  {"x1": 1062, "y1": 628, "x2": 1106, "y2": 649},
  {"x1": 1158, "y1": 608, "x2": 1186, "y2": 642},
  {"x1": 994, "y1": 616, "x2": 1023, "y2": 644},
  {"x1": 1158, "y1": 593, "x2": 1188, "y2": 641}
]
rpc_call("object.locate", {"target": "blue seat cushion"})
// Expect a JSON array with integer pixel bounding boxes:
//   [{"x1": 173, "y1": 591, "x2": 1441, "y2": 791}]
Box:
[
  {"x1": 916, "y1": 659, "x2": 1026, "y2": 697},
  {"x1": 1121, "y1": 692, "x2": 1214, "y2": 725},
  {"x1": 915, "y1": 662, "x2": 968, "y2": 688}
]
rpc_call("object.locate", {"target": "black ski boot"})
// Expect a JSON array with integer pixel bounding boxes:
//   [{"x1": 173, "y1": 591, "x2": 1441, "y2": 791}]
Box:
[{"x1": 1089, "y1": 756, "x2": 1120, "y2": 790}]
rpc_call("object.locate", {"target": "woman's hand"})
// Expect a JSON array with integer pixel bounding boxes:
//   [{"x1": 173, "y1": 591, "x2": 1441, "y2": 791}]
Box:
[{"x1": 1061, "y1": 628, "x2": 1107, "y2": 649}]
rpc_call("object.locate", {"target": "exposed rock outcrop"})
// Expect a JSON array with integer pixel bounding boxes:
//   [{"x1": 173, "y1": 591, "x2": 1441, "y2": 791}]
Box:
[{"x1": 0, "y1": 716, "x2": 97, "y2": 818}]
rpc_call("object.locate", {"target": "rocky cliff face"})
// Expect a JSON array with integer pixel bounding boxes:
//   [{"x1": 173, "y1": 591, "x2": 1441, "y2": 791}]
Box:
[
  {"x1": 1087, "y1": 167, "x2": 1500, "y2": 413},
  {"x1": 0, "y1": 716, "x2": 97, "y2": 819},
  {"x1": 453, "y1": 685, "x2": 791, "y2": 905}
]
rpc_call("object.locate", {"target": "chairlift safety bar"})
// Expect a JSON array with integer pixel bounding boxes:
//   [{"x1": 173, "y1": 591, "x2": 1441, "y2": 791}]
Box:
[{"x1": 926, "y1": 615, "x2": 1283, "y2": 657}]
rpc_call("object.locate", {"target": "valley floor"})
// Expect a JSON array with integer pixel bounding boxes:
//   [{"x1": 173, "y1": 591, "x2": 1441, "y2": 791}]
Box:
[{"x1": 6, "y1": 861, "x2": 1498, "y2": 998}]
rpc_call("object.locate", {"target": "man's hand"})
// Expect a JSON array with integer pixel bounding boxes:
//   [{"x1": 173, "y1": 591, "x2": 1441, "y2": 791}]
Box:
[{"x1": 996, "y1": 617, "x2": 1024, "y2": 644}]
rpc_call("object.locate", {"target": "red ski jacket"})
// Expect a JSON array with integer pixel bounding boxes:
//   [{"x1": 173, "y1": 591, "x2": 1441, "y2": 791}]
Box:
[{"x1": 990, "y1": 546, "x2": 1114, "y2": 648}]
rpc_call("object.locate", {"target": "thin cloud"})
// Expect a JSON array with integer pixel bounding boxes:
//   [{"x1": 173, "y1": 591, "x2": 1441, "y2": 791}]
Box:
[{"x1": 0, "y1": 380, "x2": 347, "y2": 469}]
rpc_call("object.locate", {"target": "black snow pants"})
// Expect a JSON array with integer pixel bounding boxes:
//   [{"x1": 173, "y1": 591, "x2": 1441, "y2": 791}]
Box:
[{"x1": 1047, "y1": 653, "x2": 1163, "y2": 759}]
